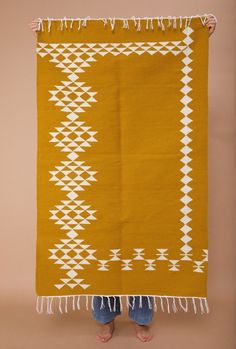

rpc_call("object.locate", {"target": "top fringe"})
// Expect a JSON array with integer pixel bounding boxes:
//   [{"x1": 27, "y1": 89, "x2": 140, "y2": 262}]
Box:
[{"x1": 36, "y1": 14, "x2": 217, "y2": 32}]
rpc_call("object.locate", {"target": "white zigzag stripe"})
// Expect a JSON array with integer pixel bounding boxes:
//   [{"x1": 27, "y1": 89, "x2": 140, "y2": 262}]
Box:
[{"x1": 179, "y1": 27, "x2": 194, "y2": 261}]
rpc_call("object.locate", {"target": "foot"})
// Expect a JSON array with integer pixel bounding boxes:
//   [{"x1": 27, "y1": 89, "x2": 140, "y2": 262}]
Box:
[
  {"x1": 134, "y1": 323, "x2": 153, "y2": 342},
  {"x1": 96, "y1": 320, "x2": 115, "y2": 342}
]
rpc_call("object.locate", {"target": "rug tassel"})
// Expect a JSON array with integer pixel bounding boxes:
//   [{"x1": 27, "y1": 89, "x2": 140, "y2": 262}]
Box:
[
  {"x1": 122, "y1": 19, "x2": 129, "y2": 29},
  {"x1": 173, "y1": 17, "x2": 177, "y2": 29},
  {"x1": 36, "y1": 296, "x2": 41, "y2": 313},
  {"x1": 82, "y1": 16, "x2": 90, "y2": 27},
  {"x1": 38, "y1": 296, "x2": 45, "y2": 314},
  {"x1": 131, "y1": 16, "x2": 137, "y2": 27},
  {"x1": 199, "y1": 298, "x2": 205, "y2": 315},
  {"x1": 77, "y1": 295, "x2": 80, "y2": 310},
  {"x1": 139, "y1": 295, "x2": 142, "y2": 308},
  {"x1": 107, "y1": 296, "x2": 112, "y2": 311},
  {"x1": 36, "y1": 18, "x2": 41, "y2": 31},
  {"x1": 204, "y1": 298, "x2": 210, "y2": 313},
  {"x1": 58, "y1": 296, "x2": 63, "y2": 313},
  {"x1": 86, "y1": 295, "x2": 89, "y2": 310},
  {"x1": 132, "y1": 296, "x2": 136, "y2": 309},
  {"x1": 201, "y1": 13, "x2": 217, "y2": 26},
  {"x1": 46, "y1": 296, "x2": 53, "y2": 314},
  {"x1": 160, "y1": 17, "x2": 165, "y2": 31},
  {"x1": 119, "y1": 296, "x2": 123, "y2": 311},
  {"x1": 47, "y1": 17, "x2": 52, "y2": 32},
  {"x1": 50, "y1": 297, "x2": 54, "y2": 314},
  {"x1": 101, "y1": 18, "x2": 107, "y2": 27},
  {"x1": 200, "y1": 14, "x2": 207, "y2": 26},
  {"x1": 72, "y1": 295, "x2": 75, "y2": 311},
  {"x1": 109, "y1": 17, "x2": 116, "y2": 31},
  {"x1": 65, "y1": 296, "x2": 68, "y2": 313},
  {"x1": 47, "y1": 297, "x2": 51, "y2": 314},
  {"x1": 37, "y1": 18, "x2": 44, "y2": 32},
  {"x1": 63, "y1": 17, "x2": 68, "y2": 29},
  {"x1": 179, "y1": 297, "x2": 188, "y2": 312},
  {"x1": 126, "y1": 295, "x2": 132, "y2": 308},
  {"x1": 137, "y1": 18, "x2": 141, "y2": 31},
  {"x1": 166, "y1": 297, "x2": 170, "y2": 313},
  {"x1": 172, "y1": 297, "x2": 178, "y2": 313},
  {"x1": 192, "y1": 297, "x2": 197, "y2": 314},
  {"x1": 184, "y1": 16, "x2": 192, "y2": 29},
  {"x1": 112, "y1": 296, "x2": 116, "y2": 311},
  {"x1": 46, "y1": 297, "x2": 49, "y2": 314},
  {"x1": 150, "y1": 18, "x2": 154, "y2": 30},
  {"x1": 91, "y1": 295, "x2": 94, "y2": 310},
  {"x1": 147, "y1": 296, "x2": 152, "y2": 309},
  {"x1": 185, "y1": 297, "x2": 189, "y2": 312},
  {"x1": 153, "y1": 296, "x2": 157, "y2": 312},
  {"x1": 100, "y1": 296, "x2": 104, "y2": 310},
  {"x1": 160, "y1": 296, "x2": 165, "y2": 312}
]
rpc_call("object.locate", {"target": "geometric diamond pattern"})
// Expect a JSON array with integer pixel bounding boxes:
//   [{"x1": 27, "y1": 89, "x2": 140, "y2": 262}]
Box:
[
  {"x1": 49, "y1": 237, "x2": 97, "y2": 289},
  {"x1": 49, "y1": 200, "x2": 97, "y2": 231},
  {"x1": 49, "y1": 160, "x2": 97, "y2": 192}
]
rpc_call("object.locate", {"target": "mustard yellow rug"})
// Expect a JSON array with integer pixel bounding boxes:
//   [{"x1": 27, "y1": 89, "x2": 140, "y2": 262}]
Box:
[{"x1": 35, "y1": 15, "x2": 210, "y2": 315}]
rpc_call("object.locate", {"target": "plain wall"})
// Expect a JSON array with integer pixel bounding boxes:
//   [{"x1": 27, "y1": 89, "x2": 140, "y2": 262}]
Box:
[{"x1": 0, "y1": 1, "x2": 235, "y2": 348}]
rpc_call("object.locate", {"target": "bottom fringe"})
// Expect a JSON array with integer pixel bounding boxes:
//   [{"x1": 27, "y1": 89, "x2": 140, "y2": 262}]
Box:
[{"x1": 36, "y1": 295, "x2": 209, "y2": 315}]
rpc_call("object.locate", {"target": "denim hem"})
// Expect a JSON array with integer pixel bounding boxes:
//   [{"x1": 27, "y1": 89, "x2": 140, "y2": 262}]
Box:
[
  {"x1": 131, "y1": 319, "x2": 153, "y2": 325},
  {"x1": 92, "y1": 315, "x2": 118, "y2": 324}
]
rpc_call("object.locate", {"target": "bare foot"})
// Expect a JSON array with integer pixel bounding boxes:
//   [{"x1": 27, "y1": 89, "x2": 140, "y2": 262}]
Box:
[
  {"x1": 134, "y1": 323, "x2": 153, "y2": 342},
  {"x1": 96, "y1": 320, "x2": 114, "y2": 343}
]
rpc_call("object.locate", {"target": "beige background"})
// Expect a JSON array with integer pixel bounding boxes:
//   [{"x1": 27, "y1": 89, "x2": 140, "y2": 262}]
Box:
[{"x1": 0, "y1": 0, "x2": 235, "y2": 348}]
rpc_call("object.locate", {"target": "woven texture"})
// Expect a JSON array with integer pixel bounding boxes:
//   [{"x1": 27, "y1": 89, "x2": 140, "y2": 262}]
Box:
[{"x1": 36, "y1": 17, "x2": 208, "y2": 301}]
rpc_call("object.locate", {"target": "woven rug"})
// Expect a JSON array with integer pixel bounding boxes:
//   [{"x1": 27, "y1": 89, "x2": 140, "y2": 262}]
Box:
[{"x1": 35, "y1": 14, "x2": 210, "y2": 315}]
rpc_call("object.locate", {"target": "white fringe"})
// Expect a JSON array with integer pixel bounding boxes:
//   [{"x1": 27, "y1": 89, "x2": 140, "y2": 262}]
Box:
[
  {"x1": 36, "y1": 14, "x2": 217, "y2": 32},
  {"x1": 113, "y1": 296, "x2": 116, "y2": 311},
  {"x1": 132, "y1": 296, "x2": 136, "y2": 309},
  {"x1": 91, "y1": 295, "x2": 94, "y2": 311},
  {"x1": 160, "y1": 296, "x2": 165, "y2": 312},
  {"x1": 36, "y1": 295, "x2": 210, "y2": 315},
  {"x1": 166, "y1": 297, "x2": 170, "y2": 313},
  {"x1": 139, "y1": 295, "x2": 142, "y2": 308},
  {"x1": 77, "y1": 295, "x2": 80, "y2": 310},
  {"x1": 120, "y1": 296, "x2": 123, "y2": 311},
  {"x1": 179, "y1": 297, "x2": 188, "y2": 312},
  {"x1": 107, "y1": 296, "x2": 112, "y2": 311},
  {"x1": 172, "y1": 297, "x2": 178, "y2": 313},
  {"x1": 153, "y1": 296, "x2": 157, "y2": 312},
  {"x1": 147, "y1": 296, "x2": 152, "y2": 310}
]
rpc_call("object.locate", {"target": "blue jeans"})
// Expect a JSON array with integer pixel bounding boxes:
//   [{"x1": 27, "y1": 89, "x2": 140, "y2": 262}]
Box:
[{"x1": 92, "y1": 296, "x2": 154, "y2": 325}]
